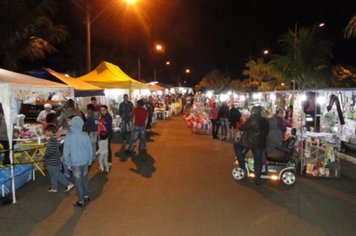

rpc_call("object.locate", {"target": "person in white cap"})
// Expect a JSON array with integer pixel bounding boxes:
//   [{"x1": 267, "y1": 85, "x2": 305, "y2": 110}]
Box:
[{"x1": 36, "y1": 103, "x2": 56, "y2": 125}]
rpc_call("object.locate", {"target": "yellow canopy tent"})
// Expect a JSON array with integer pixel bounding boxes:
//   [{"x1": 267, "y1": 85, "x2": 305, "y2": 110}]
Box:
[
  {"x1": 78, "y1": 61, "x2": 147, "y2": 91},
  {"x1": 44, "y1": 68, "x2": 104, "y2": 97}
]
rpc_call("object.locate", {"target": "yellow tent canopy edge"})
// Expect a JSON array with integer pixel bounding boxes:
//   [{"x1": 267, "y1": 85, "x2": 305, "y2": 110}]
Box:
[{"x1": 77, "y1": 61, "x2": 147, "y2": 89}]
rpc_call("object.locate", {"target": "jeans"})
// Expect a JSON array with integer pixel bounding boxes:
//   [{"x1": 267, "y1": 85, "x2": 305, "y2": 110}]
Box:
[
  {"x1": 121, "y1": 120, "x2": 132, "y2": 141},
  {"x1": 219, "y1": 118, "x2": 228, "y2": 138},
  {"x1": 146, "y1": 114, "x2": 153, "y2": 130},
  {"x1": 47, "y1": 165, "x2": 70, "y2": 189},
  {"x1": 233, "y1": 143, "x2": 263, "y2": 180},
  {"x1": 211, "y1": 119, "x2": 219, "y2": 138},
  {"x1": 71, "y1": 165, "x2": 89, "y2": 203},
  {"x1": 108, "y1": 138, "x2": 112, "y2": 163},
  {"x1": 251, "y1": 148, "x2": 264, "y2": 181},
  {"x1": 128, "y1": 126, "x2": 146, "y2": 151},
  {"x1": 233, "y1": 142, "x2": 249, "y2": 169},
  {"x1": 89, "y1": 132, "x2": 97, "y2": 160}
]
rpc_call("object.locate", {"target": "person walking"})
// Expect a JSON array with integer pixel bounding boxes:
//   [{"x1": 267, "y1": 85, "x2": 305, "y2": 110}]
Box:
[
  {"x1": 228, "y1": 104, "x2": 241, "y2": 142},
  {"x1": 218, "y1": 102, "x2": 229, "y2": 141},
  {"x1": 209, "y1": 102, "x2": 219, "y2": 139},
  {"x1": 118, "y1": 94, "x2": 134, "y2": 143},
  {"x1": 63, "y1": 116, "x2": 93, "y2": 207},
  {"x1": 126, "y1": 99, "x2": 148, "y2": 154},
  {"x1": 98, "y1": 105, "x2": 113, "y2": 164},
  {"x1": 86, "y1": 104, "x2": 98, "y2": 162},
  {"x1": 233, "y1": 106, "x2": 269, "y2": 185},
  {"x1": 44, "y1": 124, "x2": 74, "y2": 193},
  {"x1": 145, "y1": 96, "x2": 154, "y2": 131}
]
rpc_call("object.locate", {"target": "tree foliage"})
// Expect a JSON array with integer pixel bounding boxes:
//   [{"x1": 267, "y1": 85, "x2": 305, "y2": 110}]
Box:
[
  {"x1": 331, "y1": 65, "x2": 356, "y2": 87},
  {"x1": 242, "y1": 58, "x2": 283, "y2": 91},
  {"x1": 344, "y1": 13, "x2": 356, "y2": 38},
  {"x1": 0, "y1": 0, "x2": 68, "y2": 70},
  {"x1": 273, "y1": 26, "x2": 333, "y2": 89},
  {"x1": 194, "y1": 69, "x2": 230, "y2": 92}
]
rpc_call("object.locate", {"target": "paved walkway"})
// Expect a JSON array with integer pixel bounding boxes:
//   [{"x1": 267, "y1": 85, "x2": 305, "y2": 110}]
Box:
[{"x1": 1, "y1": 116, "x2": 356, "y2": 236}]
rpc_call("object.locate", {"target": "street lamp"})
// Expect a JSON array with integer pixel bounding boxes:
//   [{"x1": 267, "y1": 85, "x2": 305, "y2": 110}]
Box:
[
  {"x1": 72, "y1": 0, "x2": 137, "y2": 72},
  {"x1": 138, "y1": 43, "x2": 165, "y2": 81}
]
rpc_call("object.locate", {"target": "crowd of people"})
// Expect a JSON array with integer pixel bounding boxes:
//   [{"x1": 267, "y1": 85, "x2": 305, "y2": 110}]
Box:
[{"x1": 32, "y1": 95, "x2": 154, "y2": 207}]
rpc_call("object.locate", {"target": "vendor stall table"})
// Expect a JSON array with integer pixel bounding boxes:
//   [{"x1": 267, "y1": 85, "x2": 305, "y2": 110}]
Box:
[
  {"x1": 0, "y1": 164, "x2": 34, "y2": 197},
  {"x1": 300, "y1": 131, "x2": 340, "y2": 178},
  {"x1": 14, "y1": 140, "x2": 46, "y2": 176}
]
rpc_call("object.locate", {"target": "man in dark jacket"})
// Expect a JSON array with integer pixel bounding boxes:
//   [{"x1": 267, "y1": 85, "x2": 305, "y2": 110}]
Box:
[
  {"x1": 233, "y1": 106, "x2": 269, "y2": 185},
  {"x1": 118, "y1": 94, "x2": 134, "y2": 143}
]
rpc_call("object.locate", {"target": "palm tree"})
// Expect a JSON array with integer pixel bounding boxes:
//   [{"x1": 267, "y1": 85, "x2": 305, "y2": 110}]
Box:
[
  {"x1": 0, "y1": 0, "x2": 68, "y2": 70},
  {"x1": 273, "y1": 26, "x2": 333, "y2": 89},
  {"x1": 344, "y1": 13, "x2": 356, "y2": 38},
  {"x1": 242, "y1": 58, "x2": 282, "y2": 91}
]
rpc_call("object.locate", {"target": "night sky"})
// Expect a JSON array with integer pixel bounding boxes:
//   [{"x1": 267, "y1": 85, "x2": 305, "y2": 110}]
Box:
[{"x1": 56, "y1": 0, "x2": 356, "y2": 86}]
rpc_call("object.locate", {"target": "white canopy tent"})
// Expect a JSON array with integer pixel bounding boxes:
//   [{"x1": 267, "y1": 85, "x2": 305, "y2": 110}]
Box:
[{"x1": 0, "y1": 68, "x2": 74, "y2": 203}]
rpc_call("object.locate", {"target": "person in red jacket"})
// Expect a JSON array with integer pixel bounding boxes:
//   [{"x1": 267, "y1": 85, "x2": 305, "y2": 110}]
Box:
[{"x1": 126, "y1": 99, "x2": 148, "y2": 154}]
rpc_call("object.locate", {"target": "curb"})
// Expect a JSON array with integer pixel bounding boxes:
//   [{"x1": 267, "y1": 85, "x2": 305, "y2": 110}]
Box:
[{"x1": 338, "y1": 152, "x2": 356, "y2": 164}]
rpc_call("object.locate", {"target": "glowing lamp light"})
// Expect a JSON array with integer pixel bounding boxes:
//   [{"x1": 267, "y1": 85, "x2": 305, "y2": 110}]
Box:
[
  {"x1": 125, "y1": 0, "x2": 138, "y2": 4},
  {"x1": 299, "y1": 94, "x2": 307, "y2": 102},
  {"x1": 252, "y1": 93, "x2": 262, "y2": 100},
  {"x1": 141, "y1": 89, "x2": 151, "y2": 97},
  {"x1": 271, "y1": 175, "x2": 279, "y2": 180},
  {"x1": 270, "y1": 93, "x2": 276, "y2": 101},
  {"x1": 227, "y1": 91, "x2": 232, "y2": 95},
  {"x1": 157, "y1": 90, "x2": 163, "y2": 96},
  {"x1": 306, "y1": 117, "x2": 314, "y2": 122},
  {"x1": 220, "y1": 94, "x2": 229, "y2": 102},
  {"x1": 317, "y1": 96, "x2": 327, "y2": 105},
  {"x1": 206, "y1": 91, "x2": 213, "y2": 99},
  {"x1": 240, "y1": 95, "x2": 246, "y2": 101},
  {"x1": 233, "y1": 93, "x2": 238, "y2": 99}
]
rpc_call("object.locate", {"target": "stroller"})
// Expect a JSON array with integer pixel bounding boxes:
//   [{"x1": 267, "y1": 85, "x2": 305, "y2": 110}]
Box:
[{"x1": 232, "y1": 129, "x2": 298, "y2": 186}]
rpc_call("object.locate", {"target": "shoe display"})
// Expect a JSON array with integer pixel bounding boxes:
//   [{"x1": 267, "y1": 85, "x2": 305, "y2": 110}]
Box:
[
  {"x1": 73, "y1": 201, "x2": 86, "y2": 208},
  {"x1": 64, "y1": 183, "x2": 74, "y2": 192},
  {"x1": 47, "y1": 188, "x2": 58, "y2": 193}
]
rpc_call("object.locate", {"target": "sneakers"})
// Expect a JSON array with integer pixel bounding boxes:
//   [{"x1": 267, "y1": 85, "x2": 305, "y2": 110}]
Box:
[
  {"x1": 84, "y1": 196, "x2": 90, "y2": 203},
  {"x1": 64, "y1": 183, "x2": 74, "y2": 192},
  {"x1": 47, "y1": 188, "x2": 58, "y2": 193},
  {"x1": 99, "y1": 165, "x2": 104, "y2": 173},
  {"x1": 73, "y1": 201, "x2": 86, "y2": 208}
]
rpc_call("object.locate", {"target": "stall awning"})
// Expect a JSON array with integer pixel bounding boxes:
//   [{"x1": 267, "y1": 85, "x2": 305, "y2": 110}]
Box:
[
  {"x1": 77, "y1": 61, "x2": 147, "y2": 89},
  {"x1": 44, "y1": 68, "x2": 104, "y2": 97}
]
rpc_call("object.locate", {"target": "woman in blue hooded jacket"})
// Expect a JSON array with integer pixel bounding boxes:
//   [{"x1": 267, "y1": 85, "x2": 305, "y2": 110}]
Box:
[{"x1": 63, "y1": 116, "x2": 93, "y2": 207}]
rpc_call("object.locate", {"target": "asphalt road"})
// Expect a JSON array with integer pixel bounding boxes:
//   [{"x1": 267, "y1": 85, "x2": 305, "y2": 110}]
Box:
[{"x1": 1, "y1": 116, "x2": 356, "y2": 236}]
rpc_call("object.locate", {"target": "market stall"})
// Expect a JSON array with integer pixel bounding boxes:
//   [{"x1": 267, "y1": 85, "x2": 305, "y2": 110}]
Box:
[{"x1": 0, "y1": 68, "x2": 74, "y2": 203}]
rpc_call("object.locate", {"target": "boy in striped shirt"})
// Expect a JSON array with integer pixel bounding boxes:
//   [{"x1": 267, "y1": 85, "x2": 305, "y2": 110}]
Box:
[{"x1": 44, "y1": 124, "x2": 74, "y2": 193}]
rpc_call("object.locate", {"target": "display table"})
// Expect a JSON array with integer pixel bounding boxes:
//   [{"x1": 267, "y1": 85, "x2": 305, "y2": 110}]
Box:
[
  {"x1": 14, "y1": 140, "x2": 46, "y2": 176},
  {"x1": 300, "y1": 132, "x2": 340, "y2": 177},
  {"x1": 0, "y1": 164, "x2": 34, "y2": 196}
]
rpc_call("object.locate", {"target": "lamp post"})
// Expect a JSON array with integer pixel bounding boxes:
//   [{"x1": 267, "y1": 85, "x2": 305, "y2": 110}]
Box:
[
  {"x1": 137, "y1": 43, "x2": 165, "y2": 81},
  {"x1": 72, "y1": 0, "x2": 137, "y2": 72}
]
